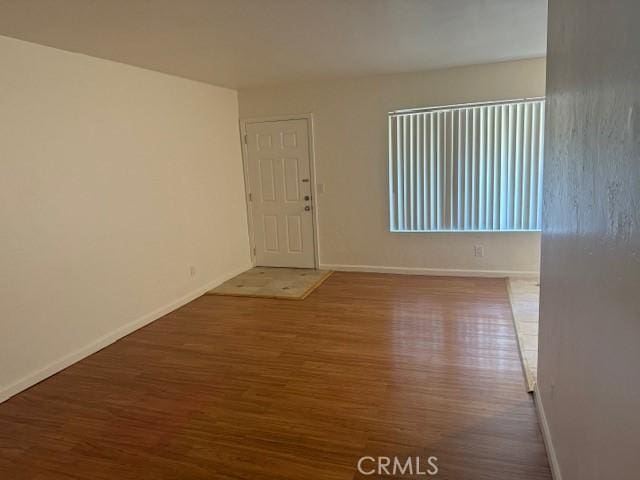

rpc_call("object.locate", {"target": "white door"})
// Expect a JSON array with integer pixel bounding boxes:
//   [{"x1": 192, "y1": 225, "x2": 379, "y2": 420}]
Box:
[{"x1": 245, "y1": 118, "x2": 316, "y2": 268}]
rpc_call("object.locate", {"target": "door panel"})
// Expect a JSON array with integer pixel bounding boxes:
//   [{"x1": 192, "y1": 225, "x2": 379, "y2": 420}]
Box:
[
  {"x1": 246, "y1": 119, "x2": 315, "y2": 268},
  {"x1": 286, "y1": 215, "x2": 303, "y2": 252},
  {"x1": 259, "y1": 158, "x2": 276, "y2": 201},
  {"x1": 283, "y1": 158, "x2": 300, "y2": 201},
  {"x1": 263, "y1": 215, "x2": 279, "y2": 252}
]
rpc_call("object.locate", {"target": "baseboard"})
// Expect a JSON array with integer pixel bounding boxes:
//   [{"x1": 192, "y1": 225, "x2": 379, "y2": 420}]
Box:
[
  {"x1": 534, "y1": 386, "x2": 563, "y2": 480},
  {"x1": 0, "y1": 264, "x2": 249, "y2": 404},
  {"x1": 320, "y1": 263, "x2": 539, "y2": 278}
]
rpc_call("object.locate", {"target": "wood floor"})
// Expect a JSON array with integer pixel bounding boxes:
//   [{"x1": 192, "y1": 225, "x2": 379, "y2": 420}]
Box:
[{"x1": 0, "y1": 272, "x2": 551, "y2": 480}]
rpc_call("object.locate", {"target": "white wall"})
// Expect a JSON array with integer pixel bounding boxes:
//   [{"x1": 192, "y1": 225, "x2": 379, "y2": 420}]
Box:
[
  {"x1": 239, "y1": 58, "x2": 546, "y2": 276},
  {"x1": 0, "y1": 36, "x2": 251, "y2": 401}
]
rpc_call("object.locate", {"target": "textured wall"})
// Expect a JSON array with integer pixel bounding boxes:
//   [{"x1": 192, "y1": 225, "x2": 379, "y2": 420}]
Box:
[{"x1": 539, "y1": 1, "x2": 640, "y2": 479}]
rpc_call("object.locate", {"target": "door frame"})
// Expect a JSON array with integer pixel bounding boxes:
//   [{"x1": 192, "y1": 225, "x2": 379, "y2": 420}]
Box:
[{"x1": 239, "y1": 114, "x2": 320, "y2": 269}]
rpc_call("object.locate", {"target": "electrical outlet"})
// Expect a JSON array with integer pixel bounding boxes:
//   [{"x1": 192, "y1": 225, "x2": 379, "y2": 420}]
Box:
[
  {"x1": 473, "y1": 245, "x2": 484, "y2": 257},
  {"x1": 189, "y1": 265, "x2": 197, "y2": 277}
]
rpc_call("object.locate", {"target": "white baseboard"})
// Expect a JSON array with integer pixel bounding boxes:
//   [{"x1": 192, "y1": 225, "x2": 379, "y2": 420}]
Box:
[
  {"x1": 0, "y1": 264, "x2": 249, "y2": 404},
  {"x1": 320, "y1": 263, "x2": 539, "y2": 278},
  {"x1": 534, "y1": 387, "x2": 563, "y2": 480}
]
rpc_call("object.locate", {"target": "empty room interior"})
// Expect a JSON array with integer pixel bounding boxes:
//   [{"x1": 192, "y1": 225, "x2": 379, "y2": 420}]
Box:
[{"x1": 0, "y1": 1, "x2": 638, "y2": 479}]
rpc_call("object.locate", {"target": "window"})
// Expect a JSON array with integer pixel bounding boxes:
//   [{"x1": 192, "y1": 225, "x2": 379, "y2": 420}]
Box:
[{"x1": 388, "y1": 98, "x2": 545, "y2": 232}]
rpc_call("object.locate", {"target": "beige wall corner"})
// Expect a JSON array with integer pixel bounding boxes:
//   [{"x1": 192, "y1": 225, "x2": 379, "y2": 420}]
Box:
[{"x1": 0, "y1": 35, "x2": 251, "y2": 398}]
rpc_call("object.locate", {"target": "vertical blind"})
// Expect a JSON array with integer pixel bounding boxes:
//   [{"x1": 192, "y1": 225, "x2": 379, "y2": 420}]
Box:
[{"x1": 388, "y1": 98, "x2": 545, "y2": 232}]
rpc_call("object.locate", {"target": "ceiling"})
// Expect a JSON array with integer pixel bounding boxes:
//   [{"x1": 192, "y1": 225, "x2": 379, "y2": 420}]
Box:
[{"x1": 0, "y1": 0, "x2": 547, "y2": 89}]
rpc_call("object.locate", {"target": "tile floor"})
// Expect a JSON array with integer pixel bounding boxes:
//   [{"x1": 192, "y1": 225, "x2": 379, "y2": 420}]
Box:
[
  {"x1": 207, "y1": 267, "x2": 333, "y2": 299},
  {"x1": 507, "y1": 276, "x2": 540, "y2": 391}
]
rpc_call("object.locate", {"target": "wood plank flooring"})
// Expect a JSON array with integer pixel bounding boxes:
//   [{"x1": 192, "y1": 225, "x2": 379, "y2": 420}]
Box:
[{"x1": 0, "y1": 272, "x2": 551, "y2": 479}]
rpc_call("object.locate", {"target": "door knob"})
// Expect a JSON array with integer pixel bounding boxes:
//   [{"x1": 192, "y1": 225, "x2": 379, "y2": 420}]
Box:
[
  {"x1": 304, "y1": 206, "x2": 311, "y2": 211},
  {"x1": 304, "y1": 195, "x2": 310, "y2": 201}
]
